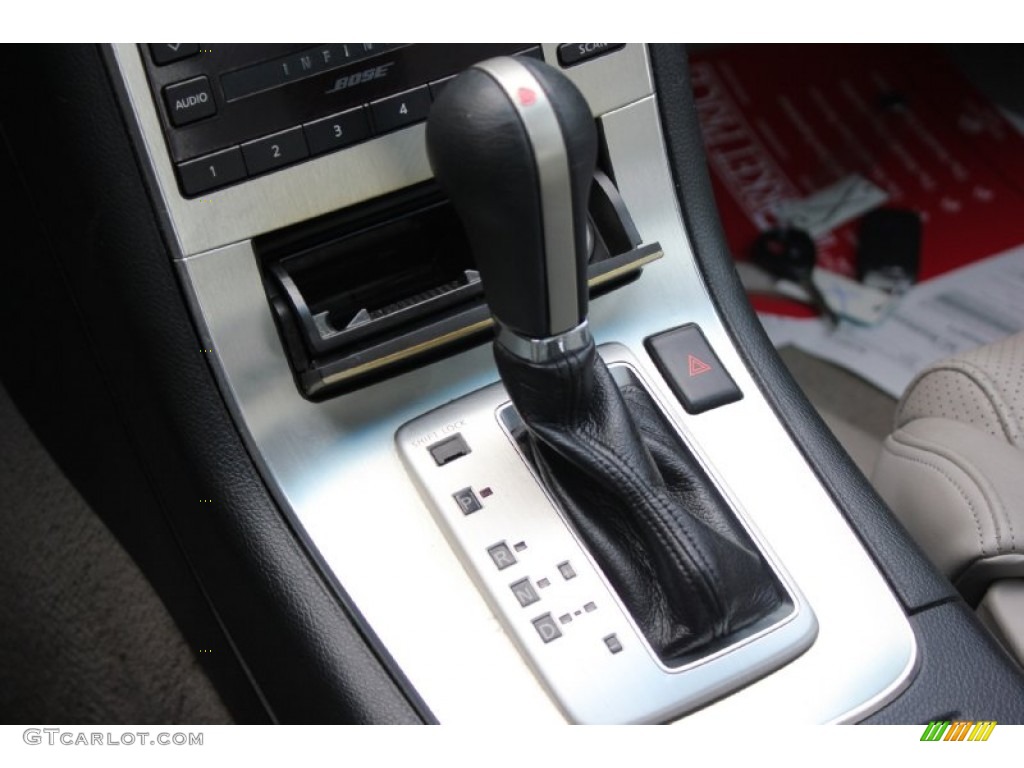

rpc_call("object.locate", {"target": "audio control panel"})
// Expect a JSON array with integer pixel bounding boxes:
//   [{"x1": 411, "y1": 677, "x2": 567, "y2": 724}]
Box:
[{"x1": 141, "y1": 43, "x2": 538, "y2": 196}]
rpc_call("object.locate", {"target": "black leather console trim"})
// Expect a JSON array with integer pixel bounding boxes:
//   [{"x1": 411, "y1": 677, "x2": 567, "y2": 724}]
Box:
[
  {"x1": 496, "y1": 341, "x2": 785, "y2": 664},
  {"x1": 863, "y1": 601, "x2": 1024, "y2": 723},
  {"x1": 647, "y1": 43, "x2": 1024, "y2": 722},
  {"x1": 0, "y1": 44, "x2": 426, "y2": 724}
]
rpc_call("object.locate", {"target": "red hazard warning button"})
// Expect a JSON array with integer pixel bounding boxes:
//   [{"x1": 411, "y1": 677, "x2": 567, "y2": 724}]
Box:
[
  {"x1": 645, "y1": 324, "x2": 742, "y2": 414},
  {"x1": 688, "y1": 354, "x2": 712, "y2": 377}
]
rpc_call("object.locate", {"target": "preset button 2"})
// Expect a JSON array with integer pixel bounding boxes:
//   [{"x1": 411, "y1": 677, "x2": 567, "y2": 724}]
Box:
[{"x1": 241, "y1": 127, "x2": 308, "y2": 176}]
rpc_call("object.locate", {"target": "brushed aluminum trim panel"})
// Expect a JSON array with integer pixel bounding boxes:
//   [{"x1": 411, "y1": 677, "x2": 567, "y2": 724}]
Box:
[
  {"x1": 152, "y1": 47, "x2": 915, "y2": 723},
  {"x1": 397, "y1": 351, "x2": 817, "y2": 724}
]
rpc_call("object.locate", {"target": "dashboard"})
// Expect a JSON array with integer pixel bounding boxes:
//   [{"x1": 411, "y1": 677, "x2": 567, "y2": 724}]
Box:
[{"x1": 1, "y1": 43, "x2": 1023, "y2": 724}]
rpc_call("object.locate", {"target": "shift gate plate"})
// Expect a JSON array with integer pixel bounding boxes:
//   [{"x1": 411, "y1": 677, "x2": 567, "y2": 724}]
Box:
[{"x1": 396, "y1": 343, "x2": 817, "y2": 724}]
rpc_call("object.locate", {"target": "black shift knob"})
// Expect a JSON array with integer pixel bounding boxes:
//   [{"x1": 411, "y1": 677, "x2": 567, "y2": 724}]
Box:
[{"x1": 426, "y1": 56, "x2": 597, "y2": 340}]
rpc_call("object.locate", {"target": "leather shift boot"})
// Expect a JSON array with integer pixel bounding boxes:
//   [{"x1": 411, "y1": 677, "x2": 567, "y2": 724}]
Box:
[{"x1": 495, "y1": 341, "x2": 784, "y2": 664}]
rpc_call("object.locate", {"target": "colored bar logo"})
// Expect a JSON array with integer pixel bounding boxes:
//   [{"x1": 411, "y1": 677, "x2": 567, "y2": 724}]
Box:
[{"x1": 920, "y1": 721, "x2": 997, "y2": 741}]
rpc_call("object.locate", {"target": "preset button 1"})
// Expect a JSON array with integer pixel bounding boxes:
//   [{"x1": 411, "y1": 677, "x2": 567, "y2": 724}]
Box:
[{"x1": 177, "y1": 146, "x2": 246, "y2": 196}]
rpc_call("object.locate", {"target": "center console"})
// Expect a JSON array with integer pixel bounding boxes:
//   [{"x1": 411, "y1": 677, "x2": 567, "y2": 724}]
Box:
[{"x1": 112, "y1": 43, "x2": 920, "y2": 723}]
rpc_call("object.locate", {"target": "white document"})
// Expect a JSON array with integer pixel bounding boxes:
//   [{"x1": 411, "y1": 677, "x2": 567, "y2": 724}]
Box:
[
  {"x1": 759, "y1": 245, "x2": 1024, "y2": 398},
  {"x1": 773, "y1": 174, "x2": 889, "y2": 238}
]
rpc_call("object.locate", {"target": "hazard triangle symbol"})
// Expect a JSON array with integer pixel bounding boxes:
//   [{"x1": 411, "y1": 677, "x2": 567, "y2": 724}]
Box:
[{"x1": 687, "y1": 354, "x2": 712, "y2": 377}]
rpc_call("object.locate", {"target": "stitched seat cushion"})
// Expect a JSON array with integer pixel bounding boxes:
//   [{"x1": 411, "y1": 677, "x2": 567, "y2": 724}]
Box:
[{"x1": 872, "y1": 333, "x2": 1024, "y2": 578}]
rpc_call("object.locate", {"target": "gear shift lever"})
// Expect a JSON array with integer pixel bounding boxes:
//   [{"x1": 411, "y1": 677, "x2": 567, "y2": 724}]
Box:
[
  {"x1": 428, "y1": 57, "x2": 784, "y2": 663},
  {"x1": 426, "y1": 56, "x2": 595, "y2": 355}
]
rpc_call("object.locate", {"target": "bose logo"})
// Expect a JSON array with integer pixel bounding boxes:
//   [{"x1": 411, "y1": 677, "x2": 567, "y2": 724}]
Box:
[{"x1": 326, "y1": 63, "x2": 395, "y2": 94}]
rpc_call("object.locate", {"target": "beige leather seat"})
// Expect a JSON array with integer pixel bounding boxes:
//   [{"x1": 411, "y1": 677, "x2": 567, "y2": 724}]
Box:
[{"x1": 872, "y1": 333, "x2": 1024, "y2": 666}]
